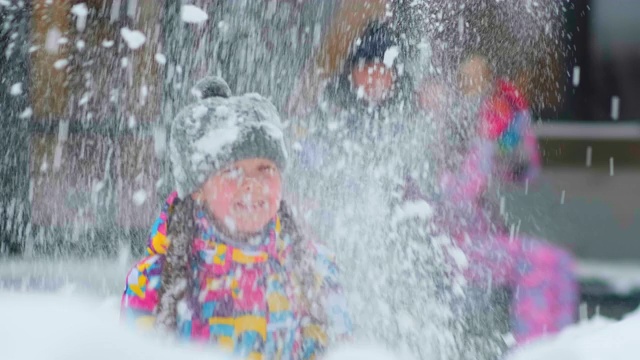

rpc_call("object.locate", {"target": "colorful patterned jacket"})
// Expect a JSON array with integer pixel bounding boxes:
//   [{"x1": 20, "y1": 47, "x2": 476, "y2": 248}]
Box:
[{"x1": 121, "y1": 192, "x2": 351, "y2": 359}]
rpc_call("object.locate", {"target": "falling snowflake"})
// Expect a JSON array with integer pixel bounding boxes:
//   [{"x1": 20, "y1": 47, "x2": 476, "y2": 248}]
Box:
[
  {"x1": 120, "y1": 27, "x2": 146, "y2": 50},
  {"x1": 180, "y1": 5, "x2": 208, "y2": 24}
]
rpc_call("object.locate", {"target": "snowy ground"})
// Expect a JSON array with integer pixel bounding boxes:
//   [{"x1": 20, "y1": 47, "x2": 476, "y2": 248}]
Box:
[
  {"x1": 508, "y1": 310, "x2": 640, "y2": 360},
  {"x1": 1, "y1": 257, "x2": 638, "y2": 360},
  {"x1": 0, "y1": 292, "x2": 232, "y2": 360},
  {"x1": 0, "y1": 258, "x2": 129, "y2": 296},
  {"x1": 0, "y1": 258, "x2": 402, "y2": 359},
  {"x1": 1, "y1": 286, "x2": 639, "y2": 360},
  {"x1": 0, "y1": 291, "x2": 403, "y2": 360}
]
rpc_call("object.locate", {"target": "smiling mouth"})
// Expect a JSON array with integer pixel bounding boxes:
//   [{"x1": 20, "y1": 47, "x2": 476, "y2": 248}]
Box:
[{"x1": 234, "y1": 200, "x2": 266, "y2": 212}]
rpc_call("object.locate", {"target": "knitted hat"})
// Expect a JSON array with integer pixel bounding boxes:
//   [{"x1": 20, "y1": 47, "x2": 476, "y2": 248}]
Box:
[
  {"x1": 169, "y1": 76, "x2": 288, "y2": 198},
  {"x1": 348, "y1": 21, "x2": 399, "y2": 68},
  {"x1": 330, "y1": 21, "x2": 410, "y2": 110}
]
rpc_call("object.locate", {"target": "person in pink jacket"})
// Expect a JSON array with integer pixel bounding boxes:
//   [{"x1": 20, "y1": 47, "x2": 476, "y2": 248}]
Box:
[{"x1": 422, "y1": 54, "x2": 578, "y2": 345}]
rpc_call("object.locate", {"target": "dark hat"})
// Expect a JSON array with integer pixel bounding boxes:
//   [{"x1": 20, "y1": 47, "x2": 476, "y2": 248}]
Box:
[{"x1": 348, "y1": 21, "x2": 400, "y2": 68}]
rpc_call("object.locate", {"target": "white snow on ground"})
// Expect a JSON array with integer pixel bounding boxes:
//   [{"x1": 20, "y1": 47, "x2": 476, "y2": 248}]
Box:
[
  {"x1": 0, "y1": 292, "x2": 230, "y2": 360},
  {"x1": 2, "y1": 258, "x2": 640, "y2": 360},
  {"x1": 6, "y1": 288, "x2": 640, "y2": 360},
  {"x1": 325, "y1": 345, "x2": 409, "y2": 360},
  {"x1": 0, "y1": 257, "x2": 399, "y2": 360},
  {"x1": 120, "y1": 27, "x2": 146, "y2": 50},
  {"x1": 181, "y1": 5, "x2": 209, "y2": 24},
  {"x1": 0, "y1": 291, "x2": 401, "y2": 360},
  {"x1": 0, "y1": 259, "x2": 129, "y2": 295},
  {"x1": 577, "y1": 260, "x2": 640, "y2": 295},
  {"x1": 509, "y1": 310, "x2": 640, "y2": 360}
]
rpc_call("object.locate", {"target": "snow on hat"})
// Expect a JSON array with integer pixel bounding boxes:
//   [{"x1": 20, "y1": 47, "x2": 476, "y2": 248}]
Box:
[
  {"x1": 348, "y1": 21, "x2": 399, "y2": 68},
  {"x1": 169, "y1": 76, "x2": 288, "y2": 198}
]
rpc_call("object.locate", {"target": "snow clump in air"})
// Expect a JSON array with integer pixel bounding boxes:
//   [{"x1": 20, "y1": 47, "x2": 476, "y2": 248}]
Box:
[
  {"x1": 181, "y1": 5, "x2": 209, "y2": 24},
  {"x1": 120, "y1": 27, "x2": 146, "y2": 50}
]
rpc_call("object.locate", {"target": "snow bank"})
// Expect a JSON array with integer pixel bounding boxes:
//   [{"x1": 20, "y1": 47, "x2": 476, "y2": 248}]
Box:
[
  {"x1": 0, "y1": 293, "x2": 229, "y2": 360},
  {"x1": 0, "y1": 259, "x2": 129, "y2": 296},
  {"x1": 0, "y1": 292, "x2": 401, "y2": 360},
  {"x1": 326, "y1": 345, "x2": 408, "y2": 360},
  {"x1": 509, "y1": 310, "x2": 640, "y2": 360}
]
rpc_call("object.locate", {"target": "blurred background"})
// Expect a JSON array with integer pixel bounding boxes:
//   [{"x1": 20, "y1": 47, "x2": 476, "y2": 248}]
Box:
[
  {"x1": 0, "y1": 0, "x2": 638, "y2": 320},
  {"x1": 510, "y1": 0, "x2": 640, "y2": 318}
]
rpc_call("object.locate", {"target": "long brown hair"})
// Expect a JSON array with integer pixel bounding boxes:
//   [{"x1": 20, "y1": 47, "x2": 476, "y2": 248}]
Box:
[{"x1": 155, "y1": 196, "x2": 196, "y2": 331}]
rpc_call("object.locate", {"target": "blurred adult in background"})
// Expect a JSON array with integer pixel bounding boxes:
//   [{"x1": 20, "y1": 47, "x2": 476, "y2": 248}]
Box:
[
  {"x1": 321, "y1": 20, "x2": 414, "y2": 138},
  {"x1": 288, "y1": 19, "x2": 415, "y2": 236},
  {"x1": 286, "y1": 0, "x2": 389, "y2": 118}
]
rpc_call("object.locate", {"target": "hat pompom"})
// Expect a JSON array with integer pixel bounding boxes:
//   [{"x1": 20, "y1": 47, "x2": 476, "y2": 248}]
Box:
[{"x1": 191, "y1": 76, "x2": 232, "y2": 99}]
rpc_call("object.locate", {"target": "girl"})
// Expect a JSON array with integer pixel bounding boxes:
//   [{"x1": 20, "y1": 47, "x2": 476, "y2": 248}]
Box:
[
  {"x1": 121, "y1": 77, "x2": 351, "y2": 360},
  {"x1": 435, "y1": 54, "x2": 577, "y2": 345}
]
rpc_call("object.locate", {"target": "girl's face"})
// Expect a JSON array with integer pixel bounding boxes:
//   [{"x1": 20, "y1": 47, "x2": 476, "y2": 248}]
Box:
[
  {"x1": 458, "y1": 56, "x2": 493, "y2": 96},
  {"x1": 351, "y1": 62, "x2": 395, "y2": 104},
  {"x1": 196, "y1": 158, "x2": 282, "y2": 236}
]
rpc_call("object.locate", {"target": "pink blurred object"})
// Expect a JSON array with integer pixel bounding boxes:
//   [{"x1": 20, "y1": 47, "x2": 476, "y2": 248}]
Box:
[
  {"x1": 454, "y1": 232, "x2": 578, "y2": 344},
  {"x1": 435, "y1": 79, "x2": 577, "y2": 344},
  {"x1": 479, "y1": 79, "x2": 529, "y2": 140}
]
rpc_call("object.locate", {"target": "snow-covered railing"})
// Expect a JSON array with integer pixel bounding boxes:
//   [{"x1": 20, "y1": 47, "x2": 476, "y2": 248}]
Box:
[
  {"x1": 535, "y1": 122, "x2": 640, "y2": 140},
  {"x1": 577, "y1": 260, "x2": 640, "y2": 296}
]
